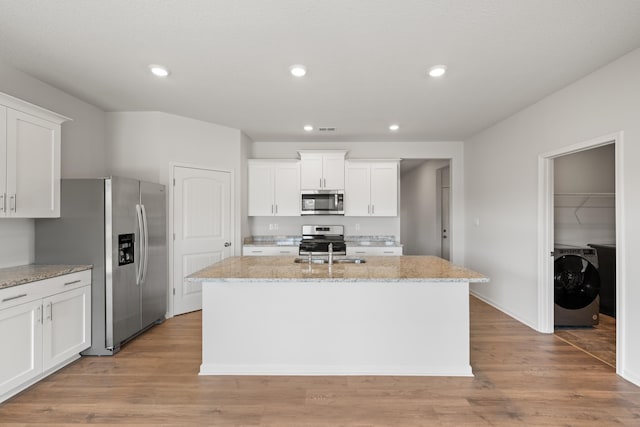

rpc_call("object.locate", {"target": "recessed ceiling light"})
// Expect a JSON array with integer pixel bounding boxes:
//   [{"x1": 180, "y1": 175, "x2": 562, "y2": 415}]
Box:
[
  {"x1": 149, "y1": 64, "x2": 170, "y2": 77},
  {"x1": 303, "y1": 125, "x2": 313, "y2": 132},
  {"x1": 389, "y1": 124, "x2": 400, "y2": 131},
  {"x1": 428, "y1": 65, "x2": 447, "y2": 77},
  {"x1": 289, "y1": 65, "x2": 307, "y2": 77}
]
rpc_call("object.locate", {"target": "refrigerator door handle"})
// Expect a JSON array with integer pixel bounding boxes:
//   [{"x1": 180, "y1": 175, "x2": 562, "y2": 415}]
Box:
[
  {"x1": 141, "y1": 204, "x2": 149, "y2": 284},
  {"x1": 135, "y1": 204, "x2": 144, "y2": 285}
]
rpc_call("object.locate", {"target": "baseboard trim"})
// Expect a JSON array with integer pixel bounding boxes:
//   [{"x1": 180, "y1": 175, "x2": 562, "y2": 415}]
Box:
[{"x1": 199, "y1": 363, "x2": 473, "y2": 377}]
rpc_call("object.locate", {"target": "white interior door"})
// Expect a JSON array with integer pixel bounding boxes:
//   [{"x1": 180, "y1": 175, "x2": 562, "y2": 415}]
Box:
[{"x1": 173, "y1": 166, "x2": 231, "y2": 315}]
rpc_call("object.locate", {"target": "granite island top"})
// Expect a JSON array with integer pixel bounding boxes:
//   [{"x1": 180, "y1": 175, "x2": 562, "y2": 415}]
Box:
[
  {"x1": 0, "y1": 264, "x2": 93, "y2": 290},
  {"x1": 188, "y1": 256, "x2": 488, "y2": 283}
]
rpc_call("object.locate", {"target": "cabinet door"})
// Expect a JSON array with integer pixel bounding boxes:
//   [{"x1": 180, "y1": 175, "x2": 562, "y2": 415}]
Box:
[
  {"x1": 248, "y1": 163, "x2": 275, "y2": 216},
  {"x1": 274, "y1": 162, "x2": 300, "y2": 216},
  {"x1": 345, "y1": 163, "x2": 371, "y2": 216},
  {"x1": 6, "y1": 109, "x2": 61, "y2": 218},
  {"x1": 0, "y1": 106, "x2": 6, "y2": 217},
  {"x1": 0, "y1": 299, "x2": 43, "y2": 397},
  {"x1": 370, "y1": 162, "x2": 398, "y2": 216},
  {"x1": 42, "y1": 286, "x2": 91, "y2": 372},
  {"x1": 300, "y1": 155, "x2": 323, "y2": 190},
  {"x1": 322, "y1": 154, "x2": 345, "y2": 190}
]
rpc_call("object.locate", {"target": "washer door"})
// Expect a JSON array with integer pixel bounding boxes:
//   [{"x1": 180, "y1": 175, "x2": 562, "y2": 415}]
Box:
[{"x1": 554, "y1": 255, "x2": 600, "y2": 310}]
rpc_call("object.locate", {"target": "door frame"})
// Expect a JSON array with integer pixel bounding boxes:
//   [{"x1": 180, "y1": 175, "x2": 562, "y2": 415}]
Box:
[
  {"x1": 537, "y1": 131, "x2": 625, "y2": 375},
  {"x1": 436, "y1": 165, "x2": 451, "y2": 260},
  {"x1": 167, "y1": 162, "x2": 235, "y2": 318}
]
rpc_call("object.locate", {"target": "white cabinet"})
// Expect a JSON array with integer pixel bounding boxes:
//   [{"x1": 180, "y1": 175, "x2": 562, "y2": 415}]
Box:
[
  {"x1": 0, "y1": 92, "x2": 70, "y2": 218},
  {"x1": 242, "y1": 246, "x2": 298, "y2": 256},
  {"x1": 347, "y1": 246, "x2": 403, "y2": 256},
  {"x1": 299, "y1": 150, "x2": 347, "y2": 190},
  {"x1": 0, "y1": 299, "x2": 43, "y2": 398},
  {"x1": 0, "y1": 269, "x2": 91, "y2": 403},
  {"x1": 248, "y1": 160, "x2": 300, "y2": 216},
  {"x1": 345, "y1": 161, "x2": 399, "y2": 216},
  {"x1": 42, "y1": 285, "x2": 91, "y2": 371}
]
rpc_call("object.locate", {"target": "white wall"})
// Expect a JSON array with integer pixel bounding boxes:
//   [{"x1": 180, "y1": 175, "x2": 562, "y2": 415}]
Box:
[
  {"x1": 0, "y1": 61, "x2": 107, "y2": 268},
  {"x1": 106, "y1": 111, "x2": 244, "y2": 254},
  {"x1": 240, "y1": 132, "x2": 253, "y2": 239},
  {"x1": 464, "y1": 47, "x2": 640, "y2": 385},
  {"x1": 554, "y1": 144, "x2": 615, "y2": 247},
  {"x1": 401, "y1": 160, "x2": 450, "y2": 255},
  {"x1": 249, "y1": 141, "x2": 465, "y2": 262}
]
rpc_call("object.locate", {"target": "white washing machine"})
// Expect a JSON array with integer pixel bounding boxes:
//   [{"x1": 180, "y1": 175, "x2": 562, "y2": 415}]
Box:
[{"x1": 554, "y1": 245, "x2": 600, "y2": 326}]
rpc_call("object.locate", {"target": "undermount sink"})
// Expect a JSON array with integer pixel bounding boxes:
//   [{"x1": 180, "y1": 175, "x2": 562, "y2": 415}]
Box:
[{"x1": 294, "y1": 257, "x2": 366, "y2": 264}]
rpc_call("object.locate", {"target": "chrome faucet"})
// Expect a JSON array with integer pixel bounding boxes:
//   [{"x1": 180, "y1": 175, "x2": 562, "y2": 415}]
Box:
[{"x1": 328, "y1": 242, "x2": 333, "y2": 266}]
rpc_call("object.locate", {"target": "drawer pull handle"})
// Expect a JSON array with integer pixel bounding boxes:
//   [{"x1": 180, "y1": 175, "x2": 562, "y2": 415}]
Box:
[
  {"x1": 2, "y1": 293, "x2": 27, "y2": 302},
  {"x1": 64, "y1": 279, "x2": 82, "y2": 286},
  {"x1": 253, "y1": 250, "x2": 263, "y2": 253}
]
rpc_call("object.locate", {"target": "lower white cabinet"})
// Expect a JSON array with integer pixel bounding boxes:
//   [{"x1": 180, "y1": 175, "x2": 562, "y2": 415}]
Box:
[
  {"x1": 347, "y1": 246, "x2": 403, "y2": 256},
  {"x1": 0, "y1": 299, "x2": 43, "y2": 398},
  {"x1": 42, "y1": 285, "x2": 91, "y2": 371},
  {"x1": 243, "y1": 246, "x2": 298, "y2": 256},
  {"x1": 0, "y1": 269, "x2": 91, "y2": 403}
]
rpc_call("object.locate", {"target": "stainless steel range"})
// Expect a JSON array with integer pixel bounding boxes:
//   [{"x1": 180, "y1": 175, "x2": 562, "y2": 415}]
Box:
[{"x1": 299, "y1": 225, "x2": 347, "y2": 256}]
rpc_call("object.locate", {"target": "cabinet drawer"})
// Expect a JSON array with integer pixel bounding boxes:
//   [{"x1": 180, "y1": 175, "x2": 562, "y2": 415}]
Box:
[
  {"x1": 243, "y1": 246, "x2": 299, "y2": 256},
  {"x1": 41, "y1": 270, "x2": 91, "y2": 295},
  {"x1": 346, "y1": 246, "x2": 403, "y2": 256}
]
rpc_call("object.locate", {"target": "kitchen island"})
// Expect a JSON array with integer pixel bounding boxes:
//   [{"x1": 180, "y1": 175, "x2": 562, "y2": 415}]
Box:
[{"x1": 188, "y1": 256, "x2": 488, "y2": 377}]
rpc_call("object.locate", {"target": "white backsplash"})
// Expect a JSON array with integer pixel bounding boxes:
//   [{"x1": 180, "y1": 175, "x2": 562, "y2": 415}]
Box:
[{"x1": 248, "y1": 216, "x2": 400, "y2": 240}]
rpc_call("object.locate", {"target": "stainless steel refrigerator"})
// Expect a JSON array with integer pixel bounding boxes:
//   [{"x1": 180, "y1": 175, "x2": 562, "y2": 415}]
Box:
[{"x1": 35, "y1": 177, "x2": 167, "y2": 355}]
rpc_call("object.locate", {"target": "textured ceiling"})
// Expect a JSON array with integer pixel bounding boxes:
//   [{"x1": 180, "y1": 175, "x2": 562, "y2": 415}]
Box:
[{"x1": 1, "y1": 0, "x2": 639, "y2": 142}]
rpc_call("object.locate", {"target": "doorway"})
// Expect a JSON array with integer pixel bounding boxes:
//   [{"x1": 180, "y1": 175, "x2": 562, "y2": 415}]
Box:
[
  {"x1": 399, "y1": 159, "x2": 451, "y2": 257},
  {"x1": 552, "y1": 144, "x2": 616, "y2": 367},
  {"x1": 538, "y1": 132, "x2": 624, "y2": 376},
  {"x1": 170, "y1": 165, "x2": 233, "y2": 316}
]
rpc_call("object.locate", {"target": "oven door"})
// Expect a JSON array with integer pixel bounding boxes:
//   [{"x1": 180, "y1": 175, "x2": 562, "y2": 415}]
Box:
[{"x1": 301, "y1": 191, "x2": 344, "y2": 215}]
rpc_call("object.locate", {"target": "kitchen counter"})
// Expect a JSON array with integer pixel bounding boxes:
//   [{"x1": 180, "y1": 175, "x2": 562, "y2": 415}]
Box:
[
  {"x1": 195, "y1": 256, "x2": 488, "y2": 377},
  {"x1": 0, "y1": 264, "x2": 92, "y2": 290},
  {"x1": 189, "y1": 255, "x2": 486, "y2": 283}
]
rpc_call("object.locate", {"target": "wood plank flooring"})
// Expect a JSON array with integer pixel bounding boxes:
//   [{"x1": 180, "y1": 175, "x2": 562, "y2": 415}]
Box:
[
  {"x1": 554, "y1": 313, "x2": 616, "y2": 368},
  {"x1": 1, "y1": 296, "x2": 639, "y2": 426}
]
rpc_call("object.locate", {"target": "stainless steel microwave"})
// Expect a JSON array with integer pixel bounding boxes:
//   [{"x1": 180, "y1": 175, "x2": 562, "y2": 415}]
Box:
[{"x1": 301, "y1": 190, "x2": 344, "y2": 215}]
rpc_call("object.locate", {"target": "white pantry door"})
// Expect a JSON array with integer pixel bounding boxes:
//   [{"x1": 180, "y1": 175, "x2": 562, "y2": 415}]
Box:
[{"x1": 173, "y1": 166, "x2": 232, "y2": 315}]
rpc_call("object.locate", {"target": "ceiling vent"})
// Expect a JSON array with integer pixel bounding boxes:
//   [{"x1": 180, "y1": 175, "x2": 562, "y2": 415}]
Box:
[{"x1": 318, "y1": 127, "x2": 336, "y2": 132}]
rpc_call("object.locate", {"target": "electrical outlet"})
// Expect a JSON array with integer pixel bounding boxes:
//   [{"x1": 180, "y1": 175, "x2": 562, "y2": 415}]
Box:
[
  {"x1": 274, "y1": 224, "x2": 279, "y2": 231},
  {"x1": 269, "y1": 224, "x2": 274, "y2": 231},
  {"x1": 355, "y1": 223, "x2": 360, "y2": 232}
]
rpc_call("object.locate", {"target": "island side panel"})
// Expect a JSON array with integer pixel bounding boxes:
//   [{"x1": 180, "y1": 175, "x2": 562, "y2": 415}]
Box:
[{"x1": 200, "y1": 280, "x2": 472, "y2": 376}]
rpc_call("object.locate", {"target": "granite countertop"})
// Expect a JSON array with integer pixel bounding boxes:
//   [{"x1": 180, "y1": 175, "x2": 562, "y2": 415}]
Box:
[
  {"x1": 0, "y1": 264, "x2": 93, "y2": 290},
  {"x1": 188, "y1": 256, "x2": 488, "y2": 283}
]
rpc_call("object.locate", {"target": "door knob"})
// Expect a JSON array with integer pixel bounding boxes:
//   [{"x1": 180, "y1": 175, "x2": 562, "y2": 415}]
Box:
[{"x1": 224, "y1": 242, "x2": 232, "y2": 247}]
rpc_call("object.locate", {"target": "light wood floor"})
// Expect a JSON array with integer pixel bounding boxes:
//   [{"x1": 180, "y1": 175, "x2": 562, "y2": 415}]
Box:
[
  {"x1": 554, "y1": 313, "x2": 616, "y2": 368},
  {"x1": 1, "y1": 297, "x2": 639, "y2": 426}
]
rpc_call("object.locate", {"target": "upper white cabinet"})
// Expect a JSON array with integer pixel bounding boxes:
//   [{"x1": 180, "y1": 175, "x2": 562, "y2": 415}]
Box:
[
  {"x1": 345, "y1": 160, "x2": 399, "y2": 216},
  {"x1": 248, "y1": 160, "x2": 300, "y2": 216},
  {"x1": 0, "y1": 92, "x2": 70, "y2": 218},
  {"x1": 299, "y1": 150, "x2": 347, "y2": 190}
]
